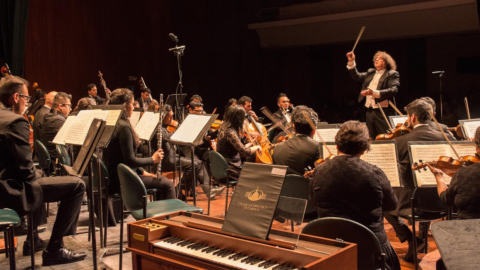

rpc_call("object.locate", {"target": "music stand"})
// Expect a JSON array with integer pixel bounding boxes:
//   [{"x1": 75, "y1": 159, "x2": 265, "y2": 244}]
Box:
[{"x1": 165, "y1": 93, "x2": 187, "y2": 122}]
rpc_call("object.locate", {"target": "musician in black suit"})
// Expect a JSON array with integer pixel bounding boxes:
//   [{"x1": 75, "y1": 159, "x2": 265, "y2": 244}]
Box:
[
  {"x1": 33, "y1": 91, "x2": 57, "y2": 156},
  {"x1": 86, "y1": 83, "x2": 106, "y2": 105},
  {"x1": 346, "y1": 51, "x2": 399, "y2": 139},
  {"x1": 269, "y1": 93, "x2": 293, "y2": 142},
  {"x1": 0, "y1": 76, "x2": 86, "y2": 266},
  {"x1": 39, "y1": 92, "x2": 72, "y2": 162},
  {"x1": 104, "y1": 88, "x2": 174, "y2": 200},
  {"x1": 384, "y1": 99, "x2": 446, "y2": 262},
  {"x1": 136, "y1": 88, "x2": 151, "y2": 112},
  {"x1": 272, "y1": 106, "x2": 320, "y2": 176},
  {"x1": 420, "y1": 96, "x2": 455, "y2": 141}
]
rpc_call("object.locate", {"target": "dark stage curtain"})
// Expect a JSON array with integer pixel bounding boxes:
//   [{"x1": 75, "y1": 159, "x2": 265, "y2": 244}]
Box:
[{"x1": 0, "y1": 0, "x2": 29, "y2": 77}]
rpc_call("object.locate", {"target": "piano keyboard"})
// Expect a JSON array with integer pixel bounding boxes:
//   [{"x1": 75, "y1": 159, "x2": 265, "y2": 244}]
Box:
[{"x1": 154, "y1": 237, "x2": 298, "y2": 270}]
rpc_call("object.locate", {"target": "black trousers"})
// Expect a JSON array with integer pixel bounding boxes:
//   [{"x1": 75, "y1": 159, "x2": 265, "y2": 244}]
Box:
[
  {"x1": 384, "y1": 212, "x2": 429, "y2": 243},
  {"x1": 365, "y1": 107, "x2": 391, "y2": 139},
  {"x1": 33, "y1": 176, "x2": 85, "y2": 243}
]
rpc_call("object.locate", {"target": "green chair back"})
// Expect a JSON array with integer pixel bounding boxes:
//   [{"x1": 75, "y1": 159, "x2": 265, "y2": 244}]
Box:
[
  {"x1": 35, "y1": 140, "x2": 51, "y2": 172},
  {"x1": 117, "y1": 164, "x2": 147, "y2": 213},
  {"x1": 209, "y1": 151, "x2": 228, "y2": 180},
  {"x1": 55, "y1": 144, "x2": 71, "y2": 166},
  {"x1": 0, "y1": 209, "x2": 21, "y2": 230}
]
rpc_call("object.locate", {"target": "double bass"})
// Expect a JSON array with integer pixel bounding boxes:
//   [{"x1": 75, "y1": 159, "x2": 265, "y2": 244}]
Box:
[
  {"x1": 97, "y1": 71, "x2": 111, "y2": 105},
  {"x1": 260, "y1": 106, "x2": 292, "y2": 144}
]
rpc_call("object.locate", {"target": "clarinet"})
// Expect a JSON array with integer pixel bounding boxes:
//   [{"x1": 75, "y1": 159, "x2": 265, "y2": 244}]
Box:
[{"x1": 157, "y1": 94, "x2": 164, "y2": 179}]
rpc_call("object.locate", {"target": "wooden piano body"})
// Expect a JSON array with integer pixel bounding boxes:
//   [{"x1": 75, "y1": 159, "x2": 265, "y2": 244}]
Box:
[{"x1": 127, "y1": 212, "x2": 357, "y2": 270}]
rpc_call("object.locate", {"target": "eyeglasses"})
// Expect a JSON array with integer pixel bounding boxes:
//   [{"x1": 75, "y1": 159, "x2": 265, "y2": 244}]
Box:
[
  {"x1": 61, "y1": 104, "x2": 72, "y2": 108},
  {"x1": 192, "y1": 109, "x2": 204, "y2": 113},
  {"x1": 19, "y1": 94, "x2": 31, "y2": 102}
]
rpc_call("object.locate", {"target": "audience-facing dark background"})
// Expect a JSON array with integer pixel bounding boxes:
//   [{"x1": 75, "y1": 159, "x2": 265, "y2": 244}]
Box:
[{"x1": 1, "y1": 0, "x2": 479, "y2": 127}]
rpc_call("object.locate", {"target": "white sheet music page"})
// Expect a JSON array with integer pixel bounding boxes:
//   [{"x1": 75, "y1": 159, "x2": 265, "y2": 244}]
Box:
[
  {"x1": 65, "y1": 110, "x2": 95, "y2": 145},
  {"x1": 170, "y1": 114, "x2": 211, "y2": 143},
  {"x1": 130, "y1": 111, "x2": 141, "y2": 128},
  {"x1": 314, "y1": 129, "x2": 339, "y2": 142},
  {"x1": 134, "y1": 112, "x2": 154, "y2": 140},
  {"x1": 139, "y1": 113, "x2": 160, "y2": 141},
  {"x1": 52, "y1": 115, "x2": 76, "y2": 145},
  {"x1": 105, "y1": 110, "x2": 121, "y2": 126},
  {"x1": 463, "y1": 120, "x2": 480, "y2": 140},
  {"x1": 361, "y1": 143, "x2": 401, "y2": 187}
]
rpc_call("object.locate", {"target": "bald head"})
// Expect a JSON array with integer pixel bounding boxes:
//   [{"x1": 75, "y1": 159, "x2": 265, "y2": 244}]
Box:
[{"x1": 45, "y1": 91, "x2": 58, "y2": 107}]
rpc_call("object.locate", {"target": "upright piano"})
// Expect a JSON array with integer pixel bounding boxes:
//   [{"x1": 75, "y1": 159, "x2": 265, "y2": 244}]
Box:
[{"x1": 127, "y1": 212, "x2": 357, "y2": 270}]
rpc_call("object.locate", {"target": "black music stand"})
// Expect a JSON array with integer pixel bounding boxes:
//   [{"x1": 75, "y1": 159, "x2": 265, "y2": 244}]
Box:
[
  {"x1": 166, "y1": 113, "x2": 218, "y2": 206},
  {"x1": 165, "y1": 93, "x2": 187, "y2": 122}
]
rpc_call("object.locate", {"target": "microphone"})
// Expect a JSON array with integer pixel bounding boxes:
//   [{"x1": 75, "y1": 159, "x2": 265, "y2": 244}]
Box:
[
  {"x1": 168, "y1": 45, "x2": 185, "y2": 51},
  {"x1": 169, "y1": 33, "x2": 178, "y2": 42},
  {"x1": 432, "y1": 71, "x2": 445, "y2": 74}
]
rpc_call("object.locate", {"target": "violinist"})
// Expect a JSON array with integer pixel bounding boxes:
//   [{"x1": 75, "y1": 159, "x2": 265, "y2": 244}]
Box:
[
  {"x1": 223, "y1": 98, "x2": 237, "y2": 119},
  {"x1": 188, "y1": 101, "x2": 215, "y2": 164},
  {"x1": 217, "y1": 105, "x2": 261, "y2": 181},
  {"x1": 238, "y1": 96, "x2": 259, "y2": 122},
  {"x1": 136, "y1": 87, "x2": 151, "y2": 112},
  {"x1": 269, "y1": 93, "x2": 293, "y2": 142},
  {"x1": 86, "y1": 83, "x2": 109, "y2": 105},
  {"x1": 346, "y1": 51, "x2": 399, "y2": 139},
  {"x1": 420, "y1": 97, "x2": 455, "y2": 141},
  {"x1": 146, "y1": 99, "x2": 159, "y2": 112},
  {"x1": 309, "y1": 121, "x2": 400, "y2": 270},
  {"x1": 71, "y1": 97, "x2": 95, "y2": 116},
  {"x1": 425, "y1": 126, "x2": 480, "y2": 270},
  {"x1": 272, "y1": 106, "x2": 320, "y2": 176},
  {"x1": 385, "y1": 99, "x2": 445, "y2": 262}
]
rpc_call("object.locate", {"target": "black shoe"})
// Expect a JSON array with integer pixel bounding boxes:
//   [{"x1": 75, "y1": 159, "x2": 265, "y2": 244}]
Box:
[
  {"x1": 206, "y1": 186, "x2": 226, "y2": 200},
  {"x1": 42, "y1": 246, "x2": 87, "y2": 266},
  {"x1": 23, "y1": 239, "x2": 48, "y2": 256},
  {"x1": 404, "y1": 237, "x2": 426, "y2": 262},
  {"x1": 82, "y1": 198, "x2": 88, "y2": 205}
]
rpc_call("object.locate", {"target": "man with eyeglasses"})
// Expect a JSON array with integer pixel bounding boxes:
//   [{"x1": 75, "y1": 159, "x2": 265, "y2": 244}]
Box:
[
  {"x1": 39, "y1": 92, "x2": 72, "y2": 164},
  {"x1": 0, "y1": 76, "x2": 86, "y2": 266},
  {"x1": 270, "y1": 93, "x2": 293, "y2": 142},
  {"x1": 33, "y1": 90, "x2": 57, "y2": 158},
  {"x1": 346, "y1": 50, "x2": 400, "y2": 139}
]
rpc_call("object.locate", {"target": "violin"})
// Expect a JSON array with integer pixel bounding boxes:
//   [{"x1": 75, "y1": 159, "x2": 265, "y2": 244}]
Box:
[
  {"x1": 1, "y1": 64, "x2": 12, "y2": 77},
  {"x1": 376, "y1": 101, "x2": 411, "y2": 140},
  {"x1": 412, "y1": 155, "x2": 480, "y2": 177},
  {"x1": 210, "y1": 119, "x2": 222, "y2": 131},
  {"x1": 167, "y1": 119, "x2": 179, "y2": 133},
  {"x1": 303, "y1": 154, "x2": 335, "y2": 178}
]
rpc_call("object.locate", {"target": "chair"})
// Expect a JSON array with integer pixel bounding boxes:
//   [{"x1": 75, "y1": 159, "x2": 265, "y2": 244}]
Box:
[
  {"x1": 56, "y1": 144, "x2": 71, "y2": 166},
  {"x1": 117, "y1": 163, "x2": 203, "y2": 270},
  {"x1": 209, "y1": 151, "x2": 237, "y2": 215},
  {"x1": 402, "y1": 187, "x2": 449, "y2": 270},
  {"x1": 35, "y1": 140, "x2": 52, "y2": 176},
  {"x1": 277, "y1": 174, "x2": 318, "y2": 231},
  {"x1": 302, "y1": 217, "x2": 386, "y2": 270},
  {"x1": 0, "y1": 209, "x2": 21, "y2": 270}
]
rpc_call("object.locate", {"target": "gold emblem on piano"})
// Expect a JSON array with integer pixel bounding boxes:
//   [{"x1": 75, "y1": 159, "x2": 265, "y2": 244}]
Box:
[
  {"x1": 133, "y1": 233, "x2": 145, "y2": 242},
  {"x1": 245, "y1": 186, "x2": 266, "y2": 201}
]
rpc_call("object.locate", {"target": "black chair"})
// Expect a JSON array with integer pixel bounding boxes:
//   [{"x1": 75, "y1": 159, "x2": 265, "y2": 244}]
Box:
[
  {"x1": 401, "y1": 187, "x2": 449, "y2": 270},
  {"x1": 35, "y1": 140, "x2": 52, "y2": 176},
  {"x1": 209, "y1": 151, "x2": 237, "y2": 215},
  {"x1": 117, "y1": 164, "x2": 203, "y2": 270},
  {"x1": 302, "y1": 217, "x2": 386, "y2": 270},
  {"x1": 0, "y1": 209, "x2": 21, "y2": 270}
]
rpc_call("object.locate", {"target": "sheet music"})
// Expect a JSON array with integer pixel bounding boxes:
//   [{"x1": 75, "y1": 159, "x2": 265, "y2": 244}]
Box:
[
  {"x1": 322, "y1": 143, "x2": 401, "y2": 187},
  {"x1": 130, "y1": 111, "x2": 141, "y2": 128},
  {"x1": 361, "y1": 143, "x2": 401, "y2": 187},
  {"x1": 410, "y1": 143, "x2": 475, "y2": 186},
  {"x1": 462, "y1": 120, "x2": 480, "y2": 139},
  {"x1": 92, "y1": 110, "x2": 109, "y2": 122},
  {"x1": 105, "y1": 110, "x2": 121, "y2": 126},
  {"x1": 390, "y1": 116, "x2": 405, "y2": 127},
  {"x1": 314, "y1": 129, "x2": 339, "y2": 142},
  {"x1": 65, "y1": 110, "x2": 96, "y2": 145},
  {"x1": 138, "y1": 113, "x2": 160, "y2": 141},
  {"x1": 52, "y1": 115, "x2": 76, "y2": 145},
  {"x1": 134, "y1": 112, "x2": 154, "y2": 140},
  {"x1": 170, "y1": 114, "x2": 211, "y2": 143}
]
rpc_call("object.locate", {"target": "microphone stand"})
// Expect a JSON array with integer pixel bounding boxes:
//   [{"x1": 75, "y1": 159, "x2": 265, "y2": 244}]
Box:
[
  {"x1": 169, "y1": 39, "x2": 186, "y2": 123},
  {"x1": 433, "y1": 71, "x2": 445, "y2": 122}
]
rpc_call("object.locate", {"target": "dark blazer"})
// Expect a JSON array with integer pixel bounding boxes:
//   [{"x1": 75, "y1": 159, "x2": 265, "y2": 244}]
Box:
[
  {"x1": 429, "y1": 121, "x2": 455, "y2": 141},
  {"x1": 39, "y1": 110, "x2": 66, "y2": 160},
  {"x1": 391, "y1": 124, "x2": 445, "y2": 216},
  {"x1": 349, "y1": 67, "x2": 399, "y2": 104},
  {"x1": 272, "y1": 134, "x2": 320, "y2": 175},
  {"x1": 136, "y1": 97, "x2": 151, "y2": 112},
  {"x1": 88, "y1": 95, "x2": 105, "y2": 106},
  {"x1": 33, "y1": 106, "x2": 50, "y2": 148},
  {"x1": 103, "y1": 118, "x2": 153, "y2": 195},
  {"x1": 159, "y1": 126, "x2": 177, "y2": 172},
  {"x1": 0, "y1": 107, "x2": 43, "y2": 215}
]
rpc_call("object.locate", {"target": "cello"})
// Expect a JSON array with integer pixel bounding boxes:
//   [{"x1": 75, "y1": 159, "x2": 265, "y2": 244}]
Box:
[
  {"x1": 245, "y1": 116, "x2": 273, "y2": 164},
  {"x1": 260, "y1": 106, "x2": 292, "y2": 144}
]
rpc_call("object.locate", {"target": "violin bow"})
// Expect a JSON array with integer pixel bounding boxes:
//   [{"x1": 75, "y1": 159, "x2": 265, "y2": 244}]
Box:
[
  {"x1": 302, "y1": 111, "x2": 333, "y2": 157},
  {"x1": 377, "y1": 105, "x2": 394, "y2": 132},
  {"x1": 464, "y1": 97, "x2": 471, "y2": 120},
  {"x1": 388, "y1": 101, "x2": 407, "y2": 121},
  {"x1": 428, "y1": 110, "x2": 461, "y2": 160},
  {"x1": 260, "y1": 107, "x2": 290, "y2": 135}
]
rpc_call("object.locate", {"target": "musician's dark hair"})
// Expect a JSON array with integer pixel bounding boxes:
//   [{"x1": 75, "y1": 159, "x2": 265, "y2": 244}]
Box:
[
  {"x1": 52, "y1": 92, "x2": 72, "y2": 109},
  {"x1": 220, "y1": 105, "x2": 245, "y2": 136},
  {"x1": 475, "y1": 126, "x2": 480, "y2": 147},
  {"x1": 73, "y1": 97, "x2": 95, "y2": 112},
  {"x1": 190, "y1": 94, "x2": 202, "y2": 102},
  {"x1": 277, "y1": 93, "x2": 288, "y2": 103},
  {"x1": 109, "y1": 88, "x2": 141, "y2": 146},
  {"x1": 405, "y1": 99, "x2": 432, "y2": 124},
  {"x1": 420, "y1": 97, "x2": 436, "y2": 114},
  {"x1": 224, "y1": 98, "x2": 237, "y2": 119},
  {"x1": 147, "y1": 99, "x2": 159, "y2": 112},
  {"x1": 292, "y1": 105, "x2": 318, "y2": 135},
  {"x1": 189, "y1": 101, "x2": 203, "y2": 111},
  {"x1": 141, "y1": 88, "x2": 151, "y2": 94},
  {"x1": 373, "y1": 51, "x2": 397, "y2": 71},
  {"x1": 335, "y1": 121, "x2": 371, "y2": 155},
  {"x1": 87, "y1": 83, "x2": 96, "y2": 91},
  {"x1": 161, "y1": 104, "x2": 173, "y2": 121},
  {"x1": 0, "y1": 76, "x2": 29, "y2": 106},
  {"x1": 238, "y1": 96, "x2": 252, "y2": 106}
]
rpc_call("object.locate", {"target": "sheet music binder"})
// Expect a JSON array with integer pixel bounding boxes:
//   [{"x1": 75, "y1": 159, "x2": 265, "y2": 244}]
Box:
[
  {"x1": 166, "y1": 114, "x2": 218, "y2": 147},
  {"x1": 90, "y1": 105, "x2": 123, "y2": 148},
  {"x1": 222, "y1": 163, "x2": 288, "y2": 240},
  {"x1": 63, "y1": 119, "x2": 106, "y2": 177}
]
